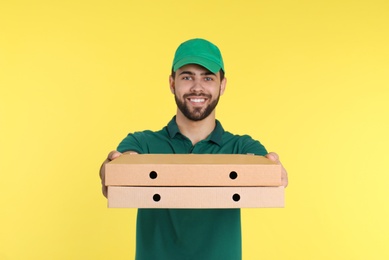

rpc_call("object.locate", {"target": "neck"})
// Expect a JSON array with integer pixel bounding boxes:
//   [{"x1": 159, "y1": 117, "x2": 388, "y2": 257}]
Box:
[{"x1": 175, "y1": 110, "x2": 216, "y2": 145}]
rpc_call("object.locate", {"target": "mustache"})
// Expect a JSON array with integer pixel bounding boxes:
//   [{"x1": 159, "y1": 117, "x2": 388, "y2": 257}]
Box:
[{"x1": 183, "y1": 93, "x2": 211, "y2": 99}]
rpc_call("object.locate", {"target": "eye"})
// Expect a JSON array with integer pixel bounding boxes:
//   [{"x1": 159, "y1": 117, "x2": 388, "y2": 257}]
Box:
[
  {"x1": 204, "y1": 77, "x2": 213, "y2": 81},
  {"x1": 182, "y1": 76, "x2": 192, "y2": 80}
]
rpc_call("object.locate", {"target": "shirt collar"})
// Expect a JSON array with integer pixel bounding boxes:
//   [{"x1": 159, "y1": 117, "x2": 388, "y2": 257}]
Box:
[{"x1": 167, "y1": 116, "x2": 224, "y2": 146}]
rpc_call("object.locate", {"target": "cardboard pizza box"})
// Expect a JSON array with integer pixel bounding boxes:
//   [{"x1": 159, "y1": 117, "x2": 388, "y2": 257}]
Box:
[
  {"x1": 105, "y1": 154, "x2": 281, "y2": 187},
  {"x1": 108, "y1": 186, "x2": 284, "y2": 208}
]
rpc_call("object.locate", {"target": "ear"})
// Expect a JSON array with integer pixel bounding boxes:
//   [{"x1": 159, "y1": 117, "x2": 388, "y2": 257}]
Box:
[
  {"x1": 220, "y1": 77, "x2": 227, "y2": 96},
  {"x1": 169, "y1": 75, "x2": 175, "y2": 94}
]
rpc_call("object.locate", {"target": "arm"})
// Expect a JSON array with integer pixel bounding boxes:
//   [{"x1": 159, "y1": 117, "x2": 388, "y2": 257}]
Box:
[
  {"x1": 266, "y1": 152, "x2": 288, "y2": 188},
  {"x1": 99, "y1": 150, "x2": 138, "y2": 198}
]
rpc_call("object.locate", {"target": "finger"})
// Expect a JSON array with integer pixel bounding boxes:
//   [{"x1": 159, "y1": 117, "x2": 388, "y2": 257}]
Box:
[{"x1": 102, "y1": 185, "x2": 108, "y2": 198}]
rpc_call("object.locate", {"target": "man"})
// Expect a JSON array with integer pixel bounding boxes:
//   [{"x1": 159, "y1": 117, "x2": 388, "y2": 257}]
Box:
[{"x1": 100, "y1": 38, "x2": 288, "y2": 260}]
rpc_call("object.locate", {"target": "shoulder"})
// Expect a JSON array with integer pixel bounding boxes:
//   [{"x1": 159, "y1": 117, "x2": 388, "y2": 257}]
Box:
[
  {"x1": 125, "y1": 126, "x2": 168, "y2": 139},
  {"x1": 222, "y1": 131, "x2": 268, "y2": 155},
  {"x1": 117, "y1": 127, "x2": 169, "y2": 153},
  {"x1": 223, "y1": 130, "x2": 257, "y2": 142}
]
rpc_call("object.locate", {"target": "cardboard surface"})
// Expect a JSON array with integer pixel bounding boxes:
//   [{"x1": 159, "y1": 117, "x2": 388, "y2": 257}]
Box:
[
  {"x1": 105, "y1": 154, "x2": 281, "y2": 186},
  {"x1": 108, "y1": 186, "x2": 285, "y2": 208}
]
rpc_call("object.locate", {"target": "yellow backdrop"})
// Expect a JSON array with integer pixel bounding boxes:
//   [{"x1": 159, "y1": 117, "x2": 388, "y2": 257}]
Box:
[{"x1": 1, "y1": 0, "x2": 388, "y2": 259}]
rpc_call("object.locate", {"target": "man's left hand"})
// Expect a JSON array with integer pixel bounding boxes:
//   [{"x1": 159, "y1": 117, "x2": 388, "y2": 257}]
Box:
[{"x1": 266, "y1": 152, "x2": 288, "y2": 187}]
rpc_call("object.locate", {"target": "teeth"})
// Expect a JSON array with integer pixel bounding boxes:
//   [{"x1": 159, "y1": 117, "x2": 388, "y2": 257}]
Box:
[{"x1": 190, "y1": 98, "x2": 205, "y2": 103}]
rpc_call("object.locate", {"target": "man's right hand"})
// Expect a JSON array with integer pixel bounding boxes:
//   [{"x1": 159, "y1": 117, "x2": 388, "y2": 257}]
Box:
[
  {"x1": 99, "y1": 150, "x2": 122, "y2": 198},
  {"x1": 99, "y1": 151, "x2": 139, "y2": 198}
]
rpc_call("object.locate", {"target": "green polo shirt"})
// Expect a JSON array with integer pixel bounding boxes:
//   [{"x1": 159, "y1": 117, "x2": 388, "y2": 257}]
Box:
[{"x1": 117, "y1": 116, "x2": 267, "y2": 260}]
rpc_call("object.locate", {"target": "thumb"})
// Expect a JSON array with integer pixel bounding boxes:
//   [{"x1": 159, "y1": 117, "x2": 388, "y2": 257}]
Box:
[
  {"x1": 265, "y1": 152, "x2": 279, "y2": 163},
  {"x1": 108, "y1": 150, "x2": 122, "y2": 161}
]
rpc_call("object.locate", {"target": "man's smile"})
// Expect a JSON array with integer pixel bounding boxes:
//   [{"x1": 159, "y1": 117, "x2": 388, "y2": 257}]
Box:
[
  {"x1": 188, "y1": 97, "x2": 207, "y2": 104},
  {"x1": 184, "y1": 93, "x2": 211, "y2": 106}
]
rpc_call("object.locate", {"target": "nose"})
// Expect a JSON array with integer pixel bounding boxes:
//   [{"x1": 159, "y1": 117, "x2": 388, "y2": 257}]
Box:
[{"x1": 189, "y1": 78, "x2": 204, "y2": 93}]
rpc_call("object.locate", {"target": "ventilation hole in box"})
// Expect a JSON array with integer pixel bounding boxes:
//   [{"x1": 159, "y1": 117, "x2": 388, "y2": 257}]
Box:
[
  {"x1": 153, "y1": 194, "x2": 161, "y2": 202},
  {"x1": 232, "y1": 193, "x2": 240, "y2": 202},
  {"x1": 229, "y1": 171, "x2": 238, "y2": 180},
  {"x1": 149, "y1": 171, "x2": 158, "y2": 179}
]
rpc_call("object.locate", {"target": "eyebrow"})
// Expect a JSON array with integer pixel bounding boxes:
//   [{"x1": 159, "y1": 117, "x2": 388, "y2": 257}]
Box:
[{"x1": 178, "y1": 71, "x2": 216, "y2": 76}]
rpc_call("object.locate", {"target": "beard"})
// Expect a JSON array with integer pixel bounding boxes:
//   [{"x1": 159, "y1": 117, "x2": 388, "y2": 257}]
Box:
[{"x1": 175, "y1": 92, "x2": 220, "y2": 121}]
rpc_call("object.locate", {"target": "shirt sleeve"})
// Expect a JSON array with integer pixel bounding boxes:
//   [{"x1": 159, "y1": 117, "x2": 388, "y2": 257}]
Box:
[
  {"x1": 239, "y1": 134, "x2": 268, "y2": 156},
  {"x1": 116, "y1": 132, "x2": 145, "y2": 154}
]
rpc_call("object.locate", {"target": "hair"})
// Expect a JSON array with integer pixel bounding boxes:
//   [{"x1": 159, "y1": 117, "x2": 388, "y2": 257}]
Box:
[{"x1": 171, "y1": 68, "x2": 225, "y2": 81}]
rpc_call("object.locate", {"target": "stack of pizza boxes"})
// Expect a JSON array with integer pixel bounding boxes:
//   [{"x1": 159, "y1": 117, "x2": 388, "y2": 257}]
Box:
[{"x1": 105, "y1": 154, "x2": 284, "y2": 208}]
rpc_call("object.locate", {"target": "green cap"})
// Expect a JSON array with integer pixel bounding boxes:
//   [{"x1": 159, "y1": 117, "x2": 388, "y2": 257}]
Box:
[{"x1": 172, "y1": 38, "x2": 224, "y2": 73}]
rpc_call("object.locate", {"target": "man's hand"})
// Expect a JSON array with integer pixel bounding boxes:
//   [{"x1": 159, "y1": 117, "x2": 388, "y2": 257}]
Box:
[
  {"x1": 266, "y1": 152, "x2": 288, "y2": 188},
  {"x1": 99, "y1": 151, "x2": 123, "y2": 198},
  {"x1": 99, "y1": 150, "x2": 139, "y2": 197}
]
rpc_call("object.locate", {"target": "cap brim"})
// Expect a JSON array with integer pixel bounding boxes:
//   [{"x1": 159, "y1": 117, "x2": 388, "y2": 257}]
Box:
[{"x1": 173, "y1": 56, "x2": 221, "y2": 74}]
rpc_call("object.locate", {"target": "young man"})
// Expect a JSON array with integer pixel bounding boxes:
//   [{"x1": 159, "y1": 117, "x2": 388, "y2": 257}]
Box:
[{"x1": 100, "y1": 38, "x2": 288, "y2": 260}]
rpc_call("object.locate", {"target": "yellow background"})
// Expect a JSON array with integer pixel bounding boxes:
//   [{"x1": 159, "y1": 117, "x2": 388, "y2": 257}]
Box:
[{"x1": 1, "y1": 0, "x2": 388, "y2": 259}]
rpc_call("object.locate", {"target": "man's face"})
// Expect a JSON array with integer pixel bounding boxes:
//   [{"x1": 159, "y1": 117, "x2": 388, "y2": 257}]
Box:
[{"x1": 170, "y1": 64, "x2": 226, "y2": 121}]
